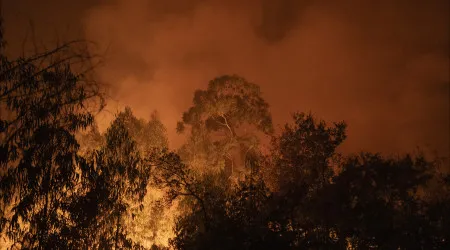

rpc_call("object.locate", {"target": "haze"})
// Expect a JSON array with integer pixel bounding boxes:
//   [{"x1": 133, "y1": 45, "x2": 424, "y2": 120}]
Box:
[{"x1": 3, "y1": 0, "x2": 449, "y2": 157}]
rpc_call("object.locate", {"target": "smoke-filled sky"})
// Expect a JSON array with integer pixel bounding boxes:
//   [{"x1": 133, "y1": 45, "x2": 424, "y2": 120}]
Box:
[{"x1": 3, "y1": 0, "x2": 449, "y2": 156}]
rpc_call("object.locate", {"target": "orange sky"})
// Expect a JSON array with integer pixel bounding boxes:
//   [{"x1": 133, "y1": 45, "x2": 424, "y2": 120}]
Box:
[{"x1": 3, "y1": 0, "x2": 449, "y2": 157}]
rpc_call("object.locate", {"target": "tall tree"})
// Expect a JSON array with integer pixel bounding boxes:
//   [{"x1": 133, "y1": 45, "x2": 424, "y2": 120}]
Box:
[
  {"x1": 177, "y1": 75, "x2": 273, "y2": 177},
  {"x1": 70, "y1": 110, "x2": 150, "y2": 249},
  {"x1": 167, "y1": 75, "x2": 274, "y2": 249},
  {"x1": 261, "y1": 112, "x2": 346, "y2": 248},
  {"x1": 115, "y1": 108, "x2": 171, "y2": 249},
  {"x1": 0, "y1": 21, "x2": 104, "y2": 248},
  {"x1": 75, "y1": 107, "x2": 172, "y2": 249}
]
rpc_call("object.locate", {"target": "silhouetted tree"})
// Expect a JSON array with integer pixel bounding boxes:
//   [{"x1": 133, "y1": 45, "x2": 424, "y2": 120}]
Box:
[
  {"x1": 168, "y1": 112, "x2": 450, "y2": 250},
  {"x1": 114, "y1": 108, "x2": 171, "y2": 248},
  {"x1": 316, "y1": 153, "x2": 448, "y2": 249},
  {"x1": 69, "y1": 110, "x2": 151, "y2": 249},
  {"x1": 149, "y1": 147, "x2": 226, "y2": 245},
  {"x1": 74, "y1": 107, "x2": 171, "y2": 249},
  {"x1": 0, "y1": 20, "x2": 104, "y2": 248},
  {"x1": 169, "y1": 154, "x2": 278, "y2": 250},
  {"x1": 265, "y1": 112, "x2": 346, "y2": 192},
  {"x1": 258, "y1": 113, "x2": 346, "y2": 249},
  {"x1": 177, "y1": 75, "x2": 273, "y2": 178}
]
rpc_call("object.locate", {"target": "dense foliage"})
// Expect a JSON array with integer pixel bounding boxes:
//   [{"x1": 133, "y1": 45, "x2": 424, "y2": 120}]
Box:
[{"x1": 177, "y1": 75, "x2": 273, "y2": 178}]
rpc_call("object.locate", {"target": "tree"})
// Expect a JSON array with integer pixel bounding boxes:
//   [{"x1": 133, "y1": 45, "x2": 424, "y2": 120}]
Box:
[
  {"x1": 260, "y1": 112, "x2": 346, "y2": 248},
  {"x1": 168, "y1": 111, "x2": 348, "y2": 249},
  {"x1": 114, "y1": 108, "x2": 168, "y2": 153},
  {"x1": 77, "y1": 108, "x2": 168, "y2": 158},
  {"x1": 114, "y1": 108, "x2": 171, "y2": 249},
  {"x1": 177, "y1": 75, "x2": 273, "y2": 177},
  {"x1": 167, "y1": 75, "x2": 274, "y2": 248},
  {"x1": 169, "y1": 156, "x2": 277, "y2": 250},
  {"x1": 316, "y1": 153, "x2": 448, "y2": 249},
  {"x1": 169, "y1": 112, "x2": 448, "y2": 250},
  {"x1": 148, "y1": 146, "x2": 229, "y2": 248},
  {"x1": 75, "y1": 107, "x2": 172, "y2": 249},
  {"x1": 0, "y1": 20, "x2": 104, "y2": 248},
  {"x1": 70, "y1": 110, "x2": 150, "y2": 249},
  {"x1": 265, "y1": 112, "x2": 346, "y2": 193}
]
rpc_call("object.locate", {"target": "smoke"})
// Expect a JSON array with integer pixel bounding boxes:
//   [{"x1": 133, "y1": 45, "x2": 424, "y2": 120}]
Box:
[{"x1": 4, "y1": 0, "x2": 449, "y2": 156}]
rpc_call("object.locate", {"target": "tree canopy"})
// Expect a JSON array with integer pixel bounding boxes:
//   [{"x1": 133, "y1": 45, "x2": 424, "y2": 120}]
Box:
[{"x1": 177, "y1": 75, "x2": 273, "y2": 178}]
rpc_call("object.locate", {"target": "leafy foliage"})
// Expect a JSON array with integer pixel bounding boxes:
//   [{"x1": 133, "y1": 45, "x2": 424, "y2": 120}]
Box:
[
  {"x1": 69, "y1": 110, "x2": 151, "y2": 249},
  {"x1": 0, "y1": 28, "x2": 104, "y2": 248},
  {"x1": 265, "y1": 112, "x2": 346, "y2": 193},
  {"x1": 316, "y1": 153, "x2": 447, "y2": 249},
  {"x1": 178, "y1": 75, "x2": 273, "y2": 135},
  {"x1": 113, "y1": 108, "x2": 171, "y2": 248},
  {"x1": 178, "y1": 75, "x2": 273, "y2": 178},
  {"x1": 169, "y1": 158, "x2": 275, "y2": 250},
  {"x1": 77, "y1": 106, "x2": 172, "y2": 248},
  {"x1": 167, "y1": 113, "x2": 450, "y2": 250},
  {"x1": 114, "y1": 108, "x2": 168, "y2": 154}
]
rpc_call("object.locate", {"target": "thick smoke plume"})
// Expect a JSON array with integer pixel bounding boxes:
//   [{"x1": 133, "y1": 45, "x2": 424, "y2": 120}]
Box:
[{"x1": 4, "y1": 0, "x2": 449, "y2": 156}]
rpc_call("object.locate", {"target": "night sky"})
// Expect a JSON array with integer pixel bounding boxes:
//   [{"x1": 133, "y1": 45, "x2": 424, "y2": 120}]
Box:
[{"x1": 2, "y1": 0, "x2": 449, "y2": 157}]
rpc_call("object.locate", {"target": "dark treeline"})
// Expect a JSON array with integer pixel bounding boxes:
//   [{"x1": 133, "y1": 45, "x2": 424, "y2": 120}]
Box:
[{"x1": 1, "y1": 20, "x2": 449, "y2": 250}]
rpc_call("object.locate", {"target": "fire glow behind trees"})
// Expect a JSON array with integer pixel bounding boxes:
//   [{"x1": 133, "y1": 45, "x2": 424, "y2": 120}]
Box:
[{"x1": 1, "y1": 1, "x2": 449, "y2": 249}]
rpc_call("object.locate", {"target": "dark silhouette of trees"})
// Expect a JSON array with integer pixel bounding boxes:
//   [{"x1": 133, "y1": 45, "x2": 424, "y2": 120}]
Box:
[
  {"x1": 168, "y1": 157, "x2": 275, "y2": 250},
  {"x1": 259, "y1": 113, "x2": 347, "y2": 249},
  {"x1": 264, "y1": 112, "x2": 346, "y2": 192},
  {"x1": 166, "y1": 113, "x2": 345, "y2": 250},
  {"x1": 164, "y1": 112, "x2": 450, "y2": 250},
  {"x1": 314, "y1": 153, "x2": 445, "y2": 249},
  {"x1": 0, "y1": 19, "x2": 104, "y2": 248},
  {"x1": 1, "y1": 18, "x2": 449, "y2": 249}
]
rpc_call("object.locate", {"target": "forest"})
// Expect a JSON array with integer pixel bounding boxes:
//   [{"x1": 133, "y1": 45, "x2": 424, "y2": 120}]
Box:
[{"x1": 1, "y1": 17, "x2": 449, "y2": 250}]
